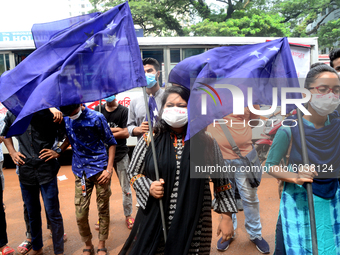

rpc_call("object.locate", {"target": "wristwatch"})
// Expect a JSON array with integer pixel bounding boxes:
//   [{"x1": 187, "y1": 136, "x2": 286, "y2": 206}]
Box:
[{"x1": 55, "y1": 147, "x2": 62, "y2": 155}]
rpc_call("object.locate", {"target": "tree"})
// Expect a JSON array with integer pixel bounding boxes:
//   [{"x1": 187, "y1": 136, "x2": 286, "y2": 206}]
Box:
[
  {"x1": 318, "y1": 19, "x2": 340, "y2": 50},
  {"x1": 88, "y1": 0, "x2": 340, "y2": 50},
  {"x1": 89, "y1": 0, "x2": 192, "y2": 36},
  {"x1": 190, "y1": 11, "x2": 291, "y2": 37},
  {"x1": 273, "y1": 0, "x2": 340, "y2": 37},
  {"x1": 189, "y1": 0, "x2": 291, "y2": 37}
]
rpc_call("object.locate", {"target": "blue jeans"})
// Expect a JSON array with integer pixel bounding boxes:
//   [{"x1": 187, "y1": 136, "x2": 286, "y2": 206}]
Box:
[
  {"x1": 20, "y1": 177, "x2": 64, "y2": 254},
  {"x1": 225, "y1": 158, "x2": 262, "y2": 239}
]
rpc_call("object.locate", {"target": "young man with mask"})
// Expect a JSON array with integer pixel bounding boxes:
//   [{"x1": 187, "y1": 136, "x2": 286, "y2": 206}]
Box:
[
  {"x1": 59, "y1": 104, "x2": 117, "y2": 255},
  {"x1": 94, "y1": 95, "x2": 134, "y2": 229},
  {"x1": 127, "y1": 58, "x2": 165, "y2": 141}
]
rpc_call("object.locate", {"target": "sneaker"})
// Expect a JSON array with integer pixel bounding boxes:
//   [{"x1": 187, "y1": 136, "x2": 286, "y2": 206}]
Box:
[
  {"x1": 236, "y1": 199, "x2": 243, "y2": 211},
  {"x1": 250, "y1": 236, "x2": 270, "y2": 254},
  {"x1": 216, "y1": 237, "x2": 233, "y2": 252}
]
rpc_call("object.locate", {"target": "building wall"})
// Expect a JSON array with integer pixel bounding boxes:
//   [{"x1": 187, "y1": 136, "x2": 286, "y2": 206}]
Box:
[{"x1": 67, "y1": 0, "x2": 93, "y2": 17}]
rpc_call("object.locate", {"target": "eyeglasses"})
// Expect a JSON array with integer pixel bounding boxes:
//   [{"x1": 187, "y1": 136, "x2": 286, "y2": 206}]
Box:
[{"x1": 307, "y1": 85, "x2": 340, "y2": 95}]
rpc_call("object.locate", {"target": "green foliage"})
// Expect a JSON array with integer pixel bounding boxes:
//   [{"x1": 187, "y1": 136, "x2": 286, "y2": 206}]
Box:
[
  {"x1": 89, "y1": 0, "x2": 191, "y2": 36},
  {"x1": 88, "y1": 0, "x2": 340, "y2": 49},
  {"x1": 318, "y1": 19, "x2": 340, "y2": 50},
  {"x1": 191, "y1": 12, "x2": 291, "y2": 37}
]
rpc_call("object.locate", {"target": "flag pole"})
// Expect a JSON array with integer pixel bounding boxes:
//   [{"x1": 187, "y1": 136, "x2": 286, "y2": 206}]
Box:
[
  {"x1": 296, "y1": 108, "x2": 318, "y2": 254},
  {"x1": 142, "y1": 86, "x2": 168, "y2": 242}
]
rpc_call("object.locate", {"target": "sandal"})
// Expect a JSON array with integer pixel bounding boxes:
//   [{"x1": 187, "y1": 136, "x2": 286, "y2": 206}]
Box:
[
  {"x1": 17, "y1": 240, "x2": 32, "y2": 255},
  {"x1": 97, "y1": 248, "x2": 107, "y2": 255},
  {"x1": 126, "y1": 217, "x2": 135, "y2": 229},
  {"x1": 83, "y1": 245, "x2": 94, "y2": 255},
  {"x1": 95, "y1": 221, "x2": 99, "y2": 231},
  {"x1": 0, "y1": 246, "x2": 15, "y2": 255}
]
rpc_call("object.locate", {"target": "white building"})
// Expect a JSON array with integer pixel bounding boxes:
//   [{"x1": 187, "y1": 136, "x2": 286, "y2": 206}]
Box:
[{"x1": 67, "y1": 0, "x2": 93, "y2": 17}]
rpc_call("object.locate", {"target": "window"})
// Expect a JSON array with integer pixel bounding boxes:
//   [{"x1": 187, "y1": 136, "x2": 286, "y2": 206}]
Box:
[
  {"x1": 170, "y1": 49, "x2": 180, "y2": 63},
  {"x1": 0, "y1": 54, "x2": 10, "y2": 76},
  {"x1": 81, "y1": 4, "x2": 85, "y2": 8},
  {"x1": 0, "y1": 54, "x2": 5, "y2": 75},
  {"x1": 82, "y1": 12, "x2": 85, "y2": 15},
  {"x1": 182, "y1": 48, "x2": 205, "y2": 59},
  {"x1": 69, "y1": 12, "x2": 72, "y2": 16}
]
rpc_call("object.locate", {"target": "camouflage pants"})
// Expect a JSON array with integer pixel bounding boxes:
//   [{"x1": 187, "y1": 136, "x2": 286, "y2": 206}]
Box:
[{"x1": 74, "y1": 171, "x2": 111, "y2": 242}]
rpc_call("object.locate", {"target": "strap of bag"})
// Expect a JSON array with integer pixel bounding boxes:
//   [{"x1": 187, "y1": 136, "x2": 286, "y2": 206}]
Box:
[
  {"x1": 285, "y1": 132, "x2": 293, "y2": 166},
  {"x1": 218, "y1": 122, "x2": 243, "y2": 158}
]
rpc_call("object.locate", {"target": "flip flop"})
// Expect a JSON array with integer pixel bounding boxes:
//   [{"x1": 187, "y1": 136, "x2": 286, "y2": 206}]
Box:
[
  {"x1": 1, "y1": 245, "x2": 15, "y2": 255},
  {"x1": 17, "y1": 240, "x2": 32, "y2": 255},
  {"x1": 83, "y1": 245, "x2": 94, "y2": 255},
  {"x1": 126, "y1": 217, "x2": 135, "y2": 229},
  {"x1": 97, "y1": 248, "x2": 107, "y2": 255}
]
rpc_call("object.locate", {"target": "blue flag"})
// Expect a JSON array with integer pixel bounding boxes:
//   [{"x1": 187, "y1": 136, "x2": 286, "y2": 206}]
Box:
[
  {"x1": 168, "y1": 38, "x2": 302, "y2": 140},
  {"x1": 145, "y1": 95, "x2": 159, "y2": 126},
  {"x1": 32, "y1": 12, "x2": 99, "y2": 49},
  {"x1": 0, "y1": 2, "x2": 146, "y2": 137}
]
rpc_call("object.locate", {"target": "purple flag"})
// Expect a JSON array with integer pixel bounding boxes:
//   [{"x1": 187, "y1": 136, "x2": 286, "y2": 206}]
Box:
[
  {"x1": 168, "y1": 38, "x2": 301, "y2": 140},
  {"x1": 0, "y1": 2, "x2": 146, "y2": 137},
  {"x1": 145, "y1": 95, "x2": 159, "y2": 126}
]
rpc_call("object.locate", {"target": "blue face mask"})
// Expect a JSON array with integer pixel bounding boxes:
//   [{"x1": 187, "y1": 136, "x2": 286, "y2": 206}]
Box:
[
  {"x1": 105, "y1": 95, "x2": 116, "y2": 102},
  {"x1": 145, "y1": 73, "x2": 157, "y2": 88}
]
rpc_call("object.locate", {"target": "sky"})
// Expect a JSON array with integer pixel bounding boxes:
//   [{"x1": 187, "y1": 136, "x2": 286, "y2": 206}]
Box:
[
  {"x1": 0, "y1": 0, "x2": 224, "y2": 32},
  {"x1": 0, "y1": 0, "x2": 70, "y2": 32}
]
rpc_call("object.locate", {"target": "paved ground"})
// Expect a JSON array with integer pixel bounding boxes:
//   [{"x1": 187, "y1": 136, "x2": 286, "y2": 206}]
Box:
[{"x1": 3, "y1": 166, "x2": 280, "y2": 255}]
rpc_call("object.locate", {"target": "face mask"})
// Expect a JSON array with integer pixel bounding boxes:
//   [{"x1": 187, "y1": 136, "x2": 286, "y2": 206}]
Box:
[
  {"x1": 310, "y1": 93, "x2": 340, "y2": 116},
  {"x1": 69, "y1": 107, "x2": 82, "y2": 120},
  {"x1": 105, "y1": 95, "x2": 115, "y2": 102},
  {"x1": 145, "y1": 73, "x2": 157, "y2": 88},
  {"x1": 162, "y1": 107, "x2": 188, "y2": 128}
]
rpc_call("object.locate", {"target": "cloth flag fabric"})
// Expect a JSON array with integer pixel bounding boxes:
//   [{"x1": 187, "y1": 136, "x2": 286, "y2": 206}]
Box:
[
  {"x1": 0, "y1": 1, "x2": 146, "y2": 137},
  {"x1": 32, "y1": 12, "x2": 99, "y2": 49},
  {"x1": 145, "y1": 95, "x2": 159, "y2": 126},
  {"x1": 168, "y1": 38, "x2": 301, "y2": 140}
]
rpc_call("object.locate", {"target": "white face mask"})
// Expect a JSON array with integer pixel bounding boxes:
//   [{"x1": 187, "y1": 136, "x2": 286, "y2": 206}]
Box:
[
  {"x1": 69, "y1": 107, "x2": 82, "y2": 120},
  {"x1": 310, "y1": 93, "x2": 340, "y2": 116},
  {"x1": 162, "y1": 107, "x2": 188, "y2": 128}
]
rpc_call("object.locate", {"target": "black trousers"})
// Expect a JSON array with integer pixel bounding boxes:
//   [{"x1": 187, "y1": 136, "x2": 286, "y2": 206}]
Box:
[{"x1": 0, "y1": 179, "x2": 8, "y2": 247}]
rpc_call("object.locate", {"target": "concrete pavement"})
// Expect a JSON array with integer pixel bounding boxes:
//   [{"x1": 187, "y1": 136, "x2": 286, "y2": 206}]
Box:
[{"x1": 2, "y1": 166, "x2": 280, "y2": 255}]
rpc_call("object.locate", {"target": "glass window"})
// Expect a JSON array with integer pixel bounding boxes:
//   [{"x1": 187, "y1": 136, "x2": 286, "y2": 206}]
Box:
[
  {"x1": 81, "y1": 4, "x2": 85, "y2": 8},
  {"x1": 0, "y1": 54, "x2": 5, "y2": 75},
  {"x1": 170, "y1": 48, "x2": 180, "y2": 63},
  {"x1": 182, "y1": 48, "x2": 205, "y2": 60},
  {"x1": 5, "y1": 54, "x2": 10, "y2": 71}
]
